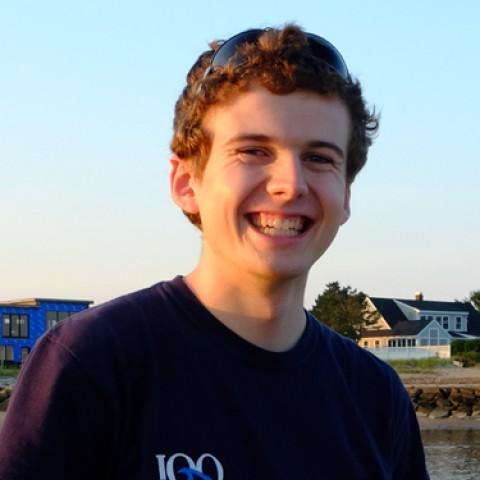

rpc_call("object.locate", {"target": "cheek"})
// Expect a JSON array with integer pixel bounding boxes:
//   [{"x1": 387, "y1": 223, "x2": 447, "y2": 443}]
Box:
[
  {"x1": 220, "y1": 171, "x2": 258, "y2": 204},
  {"x1": 197, "y1": 177, "x2": 248, "y2": 225},
  {"x1": 315, "y1": 182, "x2": 349, "y2": 218}
]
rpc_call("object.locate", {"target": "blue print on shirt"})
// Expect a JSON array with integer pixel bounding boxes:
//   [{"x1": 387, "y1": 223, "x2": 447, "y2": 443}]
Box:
[{"x1": 178, "y1": 467, "x2": 213, "y2": 480}]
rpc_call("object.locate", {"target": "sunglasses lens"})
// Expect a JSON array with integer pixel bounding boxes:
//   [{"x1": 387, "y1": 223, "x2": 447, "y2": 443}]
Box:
[
  {"x1": 208, "y1": 29, "x2": 349, "y2": 80},
  {"x1": 211, "y1": 29, "x2": 264, "y2": 69},
  {"x1": 306, "y1": 34, "x2": 349, "y2": 80}
]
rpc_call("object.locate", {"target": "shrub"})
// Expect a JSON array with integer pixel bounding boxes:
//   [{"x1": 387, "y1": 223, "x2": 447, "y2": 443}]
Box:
[
  {"x1": 453, "y1": 351, "x2": 480, "y2": 366},
  {"x1": 451, "y1": 339, "x2": 480, "y2": 355},
  {"x1": 465, "y1": 339, "x2": 480, "y2": 352},
  {"x1": 0, "y1": 365, "x2": 21, "y2": 377},
  {"x1": 451, "y1": 340, "x2": 465, "y2": 354}
]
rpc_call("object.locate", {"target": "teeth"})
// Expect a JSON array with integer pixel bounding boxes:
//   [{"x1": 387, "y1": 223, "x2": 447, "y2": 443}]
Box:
[{"x1": 250, "y1": 213, "x2": 305, "y2": 236}]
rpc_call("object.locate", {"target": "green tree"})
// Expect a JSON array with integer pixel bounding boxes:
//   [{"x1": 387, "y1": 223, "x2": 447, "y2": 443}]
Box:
[
  {"x1": 310, "y1": 282, "x2": 378, "y2": 342},
  {"x1": 469, "y1": 290, "x2": 480, "y2": 311}
]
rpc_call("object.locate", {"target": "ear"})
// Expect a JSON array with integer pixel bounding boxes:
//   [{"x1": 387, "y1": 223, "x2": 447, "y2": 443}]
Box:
[
  {"x1": 340, "y1": 184, "x2": 351, "y2": 225},
  {"x1": 170, "y1": 156, "x2": 199, "y2": 215}
]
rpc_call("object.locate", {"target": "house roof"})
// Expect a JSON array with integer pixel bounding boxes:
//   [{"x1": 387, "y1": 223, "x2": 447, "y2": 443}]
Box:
[
  {"x1": 449, "y1": 332, "x2": 471, "y2": 338},
  {"x1": 390, "y1": 319, "x2": 433, "y2": 336},
  {"x1": 465, "y1": 307, "x2": 480, "y2": 336},
  {"x1": 0, "y1": 298, "x2": 93, "y2": 307},
  {"x1": 367, "y1": 297, "x2": 480, "y2": 338},
  {"x1": 362, "y1": 319, "x2": 432, "y2": 338},
  {"x1": 368, "y1": 297, "x2": 406, "y2": 328},
  {"x1": 397, "y1": 299, "x2": 470, "y2": 312}
]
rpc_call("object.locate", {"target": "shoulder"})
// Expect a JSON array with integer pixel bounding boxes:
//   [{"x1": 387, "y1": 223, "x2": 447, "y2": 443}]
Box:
[
  {"x1": 311, "y1": 316, "x2": 420, "y2": 442},
  {"x1": 29, "y1": 277, "x2": 189, "y2": 382},
  {"x1": 311, "y1": 317, "x2": 428, "y2": 478},
  {"x1": 49, "y1": 276, "x2": 186, "y2": 344},
  {"x1": 46, "y1": 283, "x2": 155, "y2": 349},
  {"x1": 312, "y1": 315, "x2": 404, "y2": 395}
]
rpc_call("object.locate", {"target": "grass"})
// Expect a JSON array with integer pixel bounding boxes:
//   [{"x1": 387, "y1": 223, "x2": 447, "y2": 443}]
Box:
[
  {"x1": 386, "y1": 357, "x2": 451, "y2": 374},
  {"x1": 0, "y1": 365, "x2": 21, "y2": 377}
]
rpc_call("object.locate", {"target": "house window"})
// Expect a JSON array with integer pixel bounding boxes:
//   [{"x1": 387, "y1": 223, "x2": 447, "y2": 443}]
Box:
[
  {"x1": 0, "y1": 345, "x2": 14, "y2": 362},
  {"x1": 363, "y1": 341, "x2": 369, "y2": 347},
  {"x1": 46, "y1": 311, "x2": 72, "y2": 329},
  {"x1": 420, "y1": 315, "x2": 426, "y2": 320},
  {"x1": 20, "y1": 347, "x2": 30, "y2": 362},
  {"x1": 401, "y1": 339, "x2": 406, "y2": 347},
  {"x1": 456, "y1": 317, "x2": 462, "y2": 330},
  {"x1": 407, "y1": 339, "x2": 412, "y2": 347},
  {"x1": 375, "y1": 340, "x2": 380, "y2": 348},
  {"x1": 2, "y1": 314, "x2": 29, "y2": 338},
  {"x1": 436, "y1": 316, "x2": 442, "y2": 324},
  {"x1": 428, "y1": 316, "x2": 433, "y2": 321},
  {"x1": 429, "y1": 328, "x2": 439, "y2": 345},
  {"x1": 412, "y1": 339, "x2": 416, "y2": 347},
  {"x1": 442, "y1": 317, "x2": 449, "y2": 329}
]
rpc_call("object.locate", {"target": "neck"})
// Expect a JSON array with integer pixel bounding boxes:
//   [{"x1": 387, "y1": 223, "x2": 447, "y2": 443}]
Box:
[{"x1": 185, "y1": 262, "x2": 308, "y2": 352}]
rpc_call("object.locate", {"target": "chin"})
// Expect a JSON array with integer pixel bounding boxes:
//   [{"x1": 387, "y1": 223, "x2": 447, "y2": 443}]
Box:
[{"x1": 248, "y1": 261, "x2": 311, "y2": 284}]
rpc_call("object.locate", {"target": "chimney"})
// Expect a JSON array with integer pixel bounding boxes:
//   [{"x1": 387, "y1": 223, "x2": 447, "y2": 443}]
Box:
[{"x1": 415, "y1": 292, "x2": 424, "y2": 301}]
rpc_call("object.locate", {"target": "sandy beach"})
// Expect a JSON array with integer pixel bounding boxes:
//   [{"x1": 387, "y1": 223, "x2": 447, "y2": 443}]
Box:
[
  {"x1": 399, "y1": 365, "x2": 480, "y2": 430},
  {"x1": 418, "y1": 415, "x2": 480, "y2": 430},
  {"x1": 399, "y1": 364, "x2": 480, "y2": 386}
]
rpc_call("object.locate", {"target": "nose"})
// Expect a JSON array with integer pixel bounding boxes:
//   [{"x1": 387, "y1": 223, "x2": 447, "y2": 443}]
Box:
[{"x1": 266, "y1": 156, "x2": 308, "y2": 200}]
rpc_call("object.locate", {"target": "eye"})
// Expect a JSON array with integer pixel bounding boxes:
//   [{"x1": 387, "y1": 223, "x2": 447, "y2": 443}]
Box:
[
  {"x1": 237, "y1": 147, "x2": 271, "y2": 163},
  {"x1": 240, "y1": 147, "x2": 268, "y2": 156},
  {"x1": 303, "y1": 152, "x2": 335, "y2": 165}
]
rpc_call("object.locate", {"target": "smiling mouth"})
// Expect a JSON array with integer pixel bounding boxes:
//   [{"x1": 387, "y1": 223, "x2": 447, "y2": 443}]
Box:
[{"x1": 248, "y1": 213, "x2": 311, "y2": 237}]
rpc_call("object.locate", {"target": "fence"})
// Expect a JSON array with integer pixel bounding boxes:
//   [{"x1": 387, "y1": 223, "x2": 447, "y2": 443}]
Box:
[{"x1": 365, "y1": 347, "x2": 440, "y2": 360}]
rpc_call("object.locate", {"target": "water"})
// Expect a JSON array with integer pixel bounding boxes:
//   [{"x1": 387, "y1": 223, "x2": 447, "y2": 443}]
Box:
[{"x1": 422, "y1": 429, "x2": 480, "y2": 480}]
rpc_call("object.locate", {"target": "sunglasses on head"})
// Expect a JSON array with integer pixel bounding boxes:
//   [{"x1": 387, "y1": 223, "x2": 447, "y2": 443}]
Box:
[{"x1": 203, "y1": 28, "x2": 350, "y2": 81}]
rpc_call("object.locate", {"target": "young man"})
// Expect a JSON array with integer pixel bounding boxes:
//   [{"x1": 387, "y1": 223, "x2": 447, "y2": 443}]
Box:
[{"x1": 0, "y1": 26, "x2": 429, "y2": 479}]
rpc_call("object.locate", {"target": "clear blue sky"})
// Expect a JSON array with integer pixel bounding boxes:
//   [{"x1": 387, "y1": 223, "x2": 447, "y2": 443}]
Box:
[{"x1": 1, "y1": 0, "x2": 479, "y2": 307}]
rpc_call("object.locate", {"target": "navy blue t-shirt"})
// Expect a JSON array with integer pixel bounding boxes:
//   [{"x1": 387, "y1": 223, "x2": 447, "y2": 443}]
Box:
[{"x1": 0, "y1": 277, "x2": 429, "y2": 479}]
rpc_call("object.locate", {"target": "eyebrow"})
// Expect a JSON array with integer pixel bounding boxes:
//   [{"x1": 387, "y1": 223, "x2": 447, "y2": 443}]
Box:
[{"x1": 224, "y1": 134, "x2": 345, "y2": 159}]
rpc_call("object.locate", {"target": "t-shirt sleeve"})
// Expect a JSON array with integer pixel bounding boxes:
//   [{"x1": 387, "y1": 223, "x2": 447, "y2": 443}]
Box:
[{"x1": 0, "y1": 333, "x2": 115, "y2": 479}]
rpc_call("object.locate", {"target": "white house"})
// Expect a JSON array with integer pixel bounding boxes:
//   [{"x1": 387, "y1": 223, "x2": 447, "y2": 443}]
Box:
[{"x1": 359, "y1": 293, "x2": 480, "y2": 359}]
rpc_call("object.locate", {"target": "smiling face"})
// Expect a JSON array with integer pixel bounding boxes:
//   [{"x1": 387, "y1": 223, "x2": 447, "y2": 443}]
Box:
[{"x1": 171, "y1": 86, "x2": 351, "y2": 285}]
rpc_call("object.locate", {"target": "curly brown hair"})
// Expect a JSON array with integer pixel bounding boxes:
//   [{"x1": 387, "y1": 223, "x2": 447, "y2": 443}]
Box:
[{"x1": 171, "y1": 25, "x2": 379, "y2": 227}]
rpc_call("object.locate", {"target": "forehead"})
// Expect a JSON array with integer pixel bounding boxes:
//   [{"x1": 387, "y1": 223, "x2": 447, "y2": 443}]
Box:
[{"x1": 202, "y1": 86, "x2": 351, "y2": 150}]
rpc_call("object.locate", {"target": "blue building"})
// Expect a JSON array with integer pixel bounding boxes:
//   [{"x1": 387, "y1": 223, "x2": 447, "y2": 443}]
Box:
[{"x1": 0, "y1": 297, "x2": 92, "y2": 364}]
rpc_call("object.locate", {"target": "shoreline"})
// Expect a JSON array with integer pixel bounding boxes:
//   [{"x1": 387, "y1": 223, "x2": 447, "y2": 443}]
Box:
[
  {"x1": 418, "y1": 415, "x2": 480, "y2": 431},
  {"x1": 400, "y1": 365, "x2": 480, "y2": 431}
]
